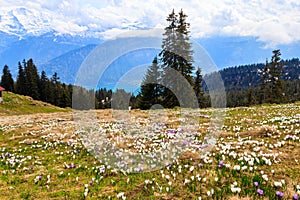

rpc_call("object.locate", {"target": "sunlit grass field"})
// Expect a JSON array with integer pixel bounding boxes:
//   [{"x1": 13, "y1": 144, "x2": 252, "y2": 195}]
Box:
[
  {"x1": 0, "y1": 92, "x2": 69, "y2": 115},
  {"x1": 0, "y1": 97, "x2": 299, "y2": 199}
]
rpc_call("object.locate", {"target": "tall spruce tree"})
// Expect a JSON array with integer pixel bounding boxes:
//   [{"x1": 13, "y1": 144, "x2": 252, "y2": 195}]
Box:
[
  {"x1": 193, "y1": 67, "x2": 206, "y2": 107},
  {"x1": 259, "y1": 59, "x2": 269, "y2": 103},
  {"x1": 269, "y1": 49, "x2": 284, "y2": 103},
  {"x1": 25, "y1": 59, "x2": 40, "y2": 100},
  {"x1": 50, "y1": 72, "x2": 60, "y2": 106},
  {"x1": 260, "y1": 50, "x2": 284, "y2": 103},
  {"x1": 159, "y1": 9, "x2": 194, "y2": 108},
  {"x1": 138, "y1": 56, "x2": 162, "y2": 109},
  {"x1": 176, "y1": 9, "x2": 194, "y2": 84},
  {"x1": 39, "y1": 71, "x2": 50, "y2": 102},
  {"x1": 59, "y1": 83, "x2": 71, "y2": 108},
  {"x1": 1, "y1": 65, "x2": 14, "y2": 92},
  {"x1": 16, "y1": 62, "x2": 27, "y2": 95}
]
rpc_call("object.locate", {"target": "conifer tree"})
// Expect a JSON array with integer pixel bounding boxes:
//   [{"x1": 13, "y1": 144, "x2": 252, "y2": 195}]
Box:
[
  {"x1": 193, "y1": 67, "x2": 206, "y2": 107},
  {"x1": 59, "y1": 83, "x2": 71, "y2": 108},
  {"x1": 50, "y1": 72, "x2": 60, "y2": 106},
  {"x1": 159, "y1": 9, "x2": 194, "y2": 108},
  {"x1": 138, "y1": 56, "x2": 162, "y2": 109},
  {"x1": 260, "y1": 50, "x2": 284, "y2": 103},
  {"x1": 1, "y1": 65, "x2": 14, "y2": 92},
  {"x1": 25, "y1": 59, "x2": 40, "y2": 100},
  {"x1": 176, "y1": 9, "x2": 194, "y2": 84},
  {"x1": 269, "y1": 49, "x2": 284, "y2": 103},
  {"x1": 16, "y1": 62, "x2": 27, "y2": 95},
  {"x1": 39, "y1": 71, "x2": 50, "y2": 102}
]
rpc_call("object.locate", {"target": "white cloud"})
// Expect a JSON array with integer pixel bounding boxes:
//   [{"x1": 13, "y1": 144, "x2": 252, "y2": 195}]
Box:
[{"x1": 0, "y1": 0, "x2": 300, "y2": 46}]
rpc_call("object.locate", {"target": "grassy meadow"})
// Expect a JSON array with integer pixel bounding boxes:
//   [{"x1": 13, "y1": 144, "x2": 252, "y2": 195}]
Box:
[{"x1": 0, "y1": 93, "x2": 299, "y2": 199}]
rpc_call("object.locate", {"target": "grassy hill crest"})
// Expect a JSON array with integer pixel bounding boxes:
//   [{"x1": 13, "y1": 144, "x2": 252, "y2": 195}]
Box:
[{"x1": 0, "y1": 91, "x2": 69, "y2": 115}]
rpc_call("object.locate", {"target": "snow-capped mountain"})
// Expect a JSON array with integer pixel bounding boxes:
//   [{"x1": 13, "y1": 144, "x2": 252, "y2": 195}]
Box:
[
  {"x1": 0, "y1": 6, "x2": 144, "y2": 39},
  {"x1": 0, "y1": 7, "x2": 52, "y2": 37}
]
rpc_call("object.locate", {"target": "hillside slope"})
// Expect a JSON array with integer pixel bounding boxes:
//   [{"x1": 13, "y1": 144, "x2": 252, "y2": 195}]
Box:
[{"x1": 0, "y1": 92, "x2": 69, "y2": 115}]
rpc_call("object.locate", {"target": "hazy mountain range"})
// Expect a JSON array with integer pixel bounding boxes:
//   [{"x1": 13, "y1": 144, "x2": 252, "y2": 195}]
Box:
[{"x1": 1, "y1": 6, "x2": 300, "y2": 87}]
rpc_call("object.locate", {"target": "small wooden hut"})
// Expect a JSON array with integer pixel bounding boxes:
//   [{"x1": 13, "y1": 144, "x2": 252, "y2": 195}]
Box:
[{"x1": 0, "y1": 86, "x2": 5, "y2": 103}]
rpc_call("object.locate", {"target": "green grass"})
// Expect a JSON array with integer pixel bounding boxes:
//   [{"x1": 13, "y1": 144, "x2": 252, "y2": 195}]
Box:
[
  {"x1": 0, "y1": 102, "x2": 299, "y2": 199},
  {"x1": 0, "y1": 92, "x2": 69, "y2": 115}
]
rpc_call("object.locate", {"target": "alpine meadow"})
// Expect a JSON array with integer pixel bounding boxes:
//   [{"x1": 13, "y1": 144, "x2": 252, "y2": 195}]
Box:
[{"x1": 0, "y1": 1, "x2": 300, "y2": 200}]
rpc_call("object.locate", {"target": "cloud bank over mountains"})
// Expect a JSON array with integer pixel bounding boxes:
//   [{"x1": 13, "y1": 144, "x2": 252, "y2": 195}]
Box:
[{"x1": 1, "y1": 0, "x2": 300, "y2": 47}]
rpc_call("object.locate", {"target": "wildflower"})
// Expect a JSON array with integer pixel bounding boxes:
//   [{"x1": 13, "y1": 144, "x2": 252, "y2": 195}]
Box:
[
  {"x1": 184, "y1": 179, "x2": 190, "y2": 185},
  {"x1": 100, "y1": 166, "x2": 105, "y2": 173},
  {"x1": 262, "y1": 174, "x2": 268, "y2": 181},
  {"x1": 47, "y1": 174, "x2": 50, "y2": 184},
  {"x1": 207, "y1": 190, "x2": 211, "y2": 196},
  {"x1": 231, "y1": 187, "x2": 241, "y2": 193},
  {"x1": 293, "y1": 194, "x2": 299, "y2": 200},
  {"x1": 274, "y1": 181, "x2": 282, "y2": 187},
  {"x1": 275, "y1": 191, "x2": 284, "y2": 198},
  {"x1": 254, "y1": 182, "x2": 259, "y2": 187},
  {"x1": 218, "y1": 161, "x2": 224, "y2": 168},
  {"x1": 117, "y1": 192, "x2": 126, "y2": 199},
  {"x1": 84, "y1": 184, "x2": 89, "y2": 197},
  {"x1": 257, "y1": 189, "x2": 264, "y2": 195},
  {"x1": 190, "y1": 166, "x2": 194, "y2": 172},
  {"x1": 34, "y1": 175, "x2": 42, "y2": 184},
  {"x1": 233, "y1": 165, "x2": 240, "y2": 170}
]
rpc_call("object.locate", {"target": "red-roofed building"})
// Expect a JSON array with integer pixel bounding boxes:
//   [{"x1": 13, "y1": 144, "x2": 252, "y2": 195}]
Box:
[{"x1": 0, "y1": 86, "x2": 5, "y2": 103}]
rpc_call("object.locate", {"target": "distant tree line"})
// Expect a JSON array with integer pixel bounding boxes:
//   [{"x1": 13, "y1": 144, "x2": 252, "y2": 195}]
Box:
[
  {"x1": 1, "y1": 52, "x2": 300, "y2": 109},
  {"x1": 0, "y1": 59, "x2": 73, "y2": 107},
  {"x1": 215, "y1": 50, "x2": 300, "y2": 107},
  {"x1": 0, "y1": 59, "x2": 135, "y2": 109}
]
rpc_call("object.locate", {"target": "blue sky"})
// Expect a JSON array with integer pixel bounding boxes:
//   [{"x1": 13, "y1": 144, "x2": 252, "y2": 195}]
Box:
[{"x1": 1, "y1": 0, "x2": 300, "y2": 48}]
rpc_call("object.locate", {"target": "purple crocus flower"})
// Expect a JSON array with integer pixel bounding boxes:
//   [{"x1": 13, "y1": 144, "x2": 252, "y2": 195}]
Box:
[
  {"x1": 293, "y1": 194, "x2": 299, "y2": 200},
  {"x1": 254, "y1": 182, "x2": 259, "y2": 187},
  {"x1": 276, "y1": 191, "x2": 284, "y2": 198},
  {"x1": 218, "y1": 161, "x2": 224, "y2": 168},
  {"x1": 257, "y1": 189, "x2": 264, "y2": 195},
  {"x1": 167, "y1": 129, "x2": 176, "y2": 134},
  {"x1": 89, "y1": 181, "x2": 93, "y2": 186}
]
